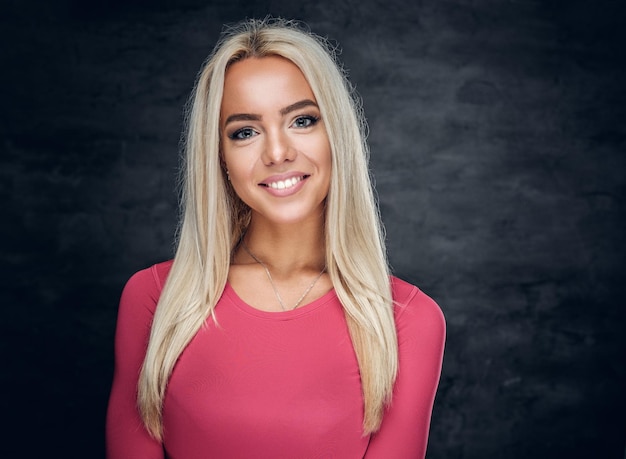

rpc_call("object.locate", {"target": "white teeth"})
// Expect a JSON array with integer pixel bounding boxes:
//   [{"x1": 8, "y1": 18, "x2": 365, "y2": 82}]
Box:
[{"x1": 268, "y1": 176, "x2": 302, "y2": 190}]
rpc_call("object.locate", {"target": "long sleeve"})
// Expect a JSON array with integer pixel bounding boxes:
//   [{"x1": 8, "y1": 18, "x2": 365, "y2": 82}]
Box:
[
  {"x1": 105, "y1": 268, "x2": 444, "y2": 458},
  {"x1": 106, "y1": 267, "x2": 165, "y2": 459},
  {"x1": 365, "y1": 283, "x2": 446, "y2": 459}
]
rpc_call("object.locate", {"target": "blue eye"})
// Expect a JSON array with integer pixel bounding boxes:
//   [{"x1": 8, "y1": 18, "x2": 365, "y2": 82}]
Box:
[
  {"x1": 292, "y1": 115, "x2": 319, "y2": 128},
  {"x1": 229, "y1": 127, "x2": 258, "y2": 140}
]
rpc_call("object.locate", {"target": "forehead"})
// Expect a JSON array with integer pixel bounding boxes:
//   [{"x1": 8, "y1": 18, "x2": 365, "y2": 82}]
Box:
[{"x1": 221, "y1": 56, "x2": 317, "y2": 114}]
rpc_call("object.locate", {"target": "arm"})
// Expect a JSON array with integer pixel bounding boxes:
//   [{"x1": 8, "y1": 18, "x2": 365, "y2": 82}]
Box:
[
  {"x1": 106, "y1": 267, "x2": 165, "y2": 459},
  {"x1": 365, "y1": 286, "x2": 446, "y2": 458}
]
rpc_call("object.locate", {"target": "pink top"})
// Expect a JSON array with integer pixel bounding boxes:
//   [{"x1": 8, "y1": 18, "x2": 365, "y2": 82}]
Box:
[{"x1": 106, "y1": 261, "x2": 445, "y2": 459}]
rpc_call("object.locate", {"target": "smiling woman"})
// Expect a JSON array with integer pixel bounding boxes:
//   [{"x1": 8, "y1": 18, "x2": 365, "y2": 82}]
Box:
[
  {"x1": 220, "y1": 56, "x2": 332, "y2": 229},
  {"x1": 106, "y1": 17, "x2": 445, "y2": 459}
]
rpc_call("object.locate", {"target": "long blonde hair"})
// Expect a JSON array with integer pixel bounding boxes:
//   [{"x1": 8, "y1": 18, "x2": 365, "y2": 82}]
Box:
[{"x1": 138, "y1": 17, "x2": 398, "y2": 440}]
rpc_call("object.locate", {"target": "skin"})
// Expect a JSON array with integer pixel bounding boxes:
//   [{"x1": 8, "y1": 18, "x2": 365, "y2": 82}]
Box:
[{"x1": 220, "y1": 56, "x2": 333, "y2": 312}]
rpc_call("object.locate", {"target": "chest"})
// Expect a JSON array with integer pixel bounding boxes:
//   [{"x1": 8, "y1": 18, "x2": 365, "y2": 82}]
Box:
[{"x1": 161, "y1": 296, "x2": 369, "y2": 458}]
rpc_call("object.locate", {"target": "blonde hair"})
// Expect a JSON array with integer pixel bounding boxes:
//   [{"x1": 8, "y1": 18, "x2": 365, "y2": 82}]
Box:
[{"x1": 138, "y1": 17, "x2": 398, "y2": 440}]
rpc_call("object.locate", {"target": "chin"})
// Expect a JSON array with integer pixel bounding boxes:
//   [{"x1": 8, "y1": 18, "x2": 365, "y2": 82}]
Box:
[{"x1": 254, "y1": 204, "x2": 326, "y2": 227}]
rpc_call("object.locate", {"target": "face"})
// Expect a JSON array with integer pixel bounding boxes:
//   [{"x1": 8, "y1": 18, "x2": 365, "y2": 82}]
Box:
[{"x1": 220, "y1": 56, "x2": 332, "y2": 227}]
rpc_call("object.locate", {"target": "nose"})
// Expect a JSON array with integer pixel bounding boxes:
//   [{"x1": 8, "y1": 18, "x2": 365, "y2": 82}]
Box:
[{"x1": 262, "y1": 129, "x2": 296, "y2": 166}]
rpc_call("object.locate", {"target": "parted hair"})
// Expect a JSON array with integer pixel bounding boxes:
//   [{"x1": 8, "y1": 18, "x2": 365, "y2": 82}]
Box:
[{"x1": 138, "y1": 17, "x2": 398, "y2": 440}]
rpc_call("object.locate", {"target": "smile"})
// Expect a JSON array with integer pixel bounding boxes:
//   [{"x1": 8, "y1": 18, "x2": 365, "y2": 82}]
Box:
[{"x1": 261, "y1": 175, "x2": 309, "y2": 190}]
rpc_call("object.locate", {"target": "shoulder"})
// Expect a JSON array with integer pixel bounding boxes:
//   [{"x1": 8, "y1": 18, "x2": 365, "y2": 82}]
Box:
[
  {"x1": 119, "y1": 260, "x2": 174, "y2": 315},
  {"x1": 390, "y1": 276, "x2": 446, "y2": 339}
]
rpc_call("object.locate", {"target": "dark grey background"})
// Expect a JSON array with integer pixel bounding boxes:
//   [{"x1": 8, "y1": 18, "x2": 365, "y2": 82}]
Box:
[{"x1": 1, "y1": 0, "x2": 625, "y2": 457}]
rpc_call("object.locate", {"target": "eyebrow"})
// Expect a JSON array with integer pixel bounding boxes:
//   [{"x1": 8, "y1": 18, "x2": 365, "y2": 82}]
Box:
[
  {"x1": 223, "y1": 113, "x2": 261, "y2": 125},
  {"x1": 223, "y1": 99, "x2": 319, "y2": 126},
  {"x1": 279, "y1": 99, "x2": 318, "y2": 116}
]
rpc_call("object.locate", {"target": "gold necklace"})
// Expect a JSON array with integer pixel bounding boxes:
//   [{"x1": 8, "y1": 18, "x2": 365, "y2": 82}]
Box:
[{"x1": 241, "y1": 240, "x2": 326, "y2": 311}]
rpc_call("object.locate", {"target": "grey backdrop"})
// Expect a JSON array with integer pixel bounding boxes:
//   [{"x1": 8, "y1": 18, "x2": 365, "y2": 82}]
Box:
[{"x1": 1, "y1": 0, "x2": 625, "y2": 457}]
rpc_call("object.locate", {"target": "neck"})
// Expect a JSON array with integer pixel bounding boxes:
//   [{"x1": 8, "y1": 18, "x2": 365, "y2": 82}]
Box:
[{"x1": 237, "y1": 216, "x2": 326, "y2": 276}]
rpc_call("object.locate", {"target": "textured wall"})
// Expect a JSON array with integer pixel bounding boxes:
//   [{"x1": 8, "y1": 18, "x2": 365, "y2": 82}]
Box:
[{"x1": 1, "y1": 0, "x2": 624, "y2": 457}]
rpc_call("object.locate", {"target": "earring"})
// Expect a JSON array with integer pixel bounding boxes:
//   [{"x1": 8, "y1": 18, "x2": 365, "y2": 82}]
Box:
[{"x1": 226, "y1": 169, "x2": 231, "y2": 181}]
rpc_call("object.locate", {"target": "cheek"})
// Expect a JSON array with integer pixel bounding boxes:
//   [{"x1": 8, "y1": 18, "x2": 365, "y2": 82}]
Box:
[
  {"x1": 223, "y1": 158, "x2": 252, "y2": 198},
  {"x1": 227, "y1": 174, "x2": 256, "y2": 209},
  {"x1": 318, "y1": 146, "x2": 332, "y2": 197},
  {"x1": 224, "y1": 147, "x2": 255, "y2": 179},
  {"x1": 320, "y1": 140, "x2": 332, "y2": 174},
  {"x1": 228, "y1": 167, "x2": 253, "y2": 197},
  {"x1": 303, "y1": 132, "x2": 331, "y2": 164}
]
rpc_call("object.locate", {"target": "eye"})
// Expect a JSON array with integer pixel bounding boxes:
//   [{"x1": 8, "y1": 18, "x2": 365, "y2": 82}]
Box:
[
  {"x1": 229, "y1": 127, "x2": 258, "y2": 140},
  {"x1": 292, "y1": 115, "x2": 319, "y2": 129}
]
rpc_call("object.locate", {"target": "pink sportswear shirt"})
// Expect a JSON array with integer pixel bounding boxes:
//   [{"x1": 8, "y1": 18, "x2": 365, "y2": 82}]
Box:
[{"x1": 106, "y1": 261, "x2": 445, "y2": 458}]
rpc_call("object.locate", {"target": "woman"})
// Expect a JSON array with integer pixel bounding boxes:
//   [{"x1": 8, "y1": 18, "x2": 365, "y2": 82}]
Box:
[{"x1": 106, "y1": 18, "x2": 445, "y2": 459}]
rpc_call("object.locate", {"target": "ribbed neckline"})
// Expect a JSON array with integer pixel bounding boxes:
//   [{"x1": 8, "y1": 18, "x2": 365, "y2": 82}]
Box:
[{"x1": 223, "y1": 282, "x2": 338, "y2": 320}]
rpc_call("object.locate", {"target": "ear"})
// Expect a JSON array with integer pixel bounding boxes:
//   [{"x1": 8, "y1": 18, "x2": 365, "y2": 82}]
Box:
[{"x1": 219, "y1": 156, "x2": 231, "y2": 181}]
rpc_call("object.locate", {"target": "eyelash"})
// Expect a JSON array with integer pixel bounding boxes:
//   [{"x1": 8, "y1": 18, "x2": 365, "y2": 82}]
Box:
[
  {"x1": 292, "y1": 115, "x2": 320, "y2": 128},
  {"x1": 227, "y1": 115, "x2": 320, "y2": 141},
  {"x1": 228, "y1": 127, "x2": 257, "y2": 141}
]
